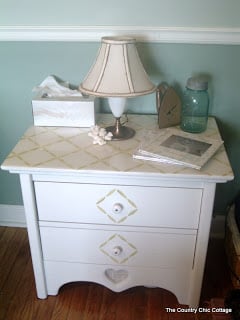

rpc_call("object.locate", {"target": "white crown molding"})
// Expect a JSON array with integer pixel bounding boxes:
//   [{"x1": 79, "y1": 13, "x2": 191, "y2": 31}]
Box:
[{"x1": 1, "y1": 26, "x2": 240, "y2": 44}]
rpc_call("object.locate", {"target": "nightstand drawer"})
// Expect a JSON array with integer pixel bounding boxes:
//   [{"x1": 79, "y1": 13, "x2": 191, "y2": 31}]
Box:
[
  {"x1": 35, "y1": 181, "x2": 202, "y2": 229},
  {"x1": 40, "y1": 226, "x2": 196, "y2": 269}
]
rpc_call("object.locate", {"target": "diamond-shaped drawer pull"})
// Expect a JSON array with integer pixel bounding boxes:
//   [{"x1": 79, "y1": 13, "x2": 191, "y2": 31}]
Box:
[
  {"x1": 99, "y1": 234, "x2": 138, "y2": 264},
  {"x1": 112, "y1": 246, "x2": 123, "y2": 256},
  {"x1": 97, "y1": 189, "x2": 137, "y2": 223},
  {"x1": 112, "y1": 203, "x2": 123, "y2": 214}
]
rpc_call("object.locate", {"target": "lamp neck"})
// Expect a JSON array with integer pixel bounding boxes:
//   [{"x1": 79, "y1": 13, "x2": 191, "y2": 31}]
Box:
[{"x1": 108, "y1": 97, "x2": 127, "y2": 118}]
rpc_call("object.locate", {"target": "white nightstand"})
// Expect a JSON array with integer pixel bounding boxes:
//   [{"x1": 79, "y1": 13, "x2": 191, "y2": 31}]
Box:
[{"x1": 1, "y1": 114, "x2": 234, "y2": 307}]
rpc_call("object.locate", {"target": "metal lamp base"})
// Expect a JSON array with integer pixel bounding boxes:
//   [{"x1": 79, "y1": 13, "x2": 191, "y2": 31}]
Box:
[{"x1": 106, "y1": 117, "x2": 135, "y2": 140}]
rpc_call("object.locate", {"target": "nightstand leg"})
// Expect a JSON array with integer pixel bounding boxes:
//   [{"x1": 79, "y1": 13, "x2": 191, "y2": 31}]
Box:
[
  {"x1": 20, "y1": 174, "x2": 47, "y2": 299},
  {"x1": 187, "y1": 183, "x2": 216, "y2": 307}
]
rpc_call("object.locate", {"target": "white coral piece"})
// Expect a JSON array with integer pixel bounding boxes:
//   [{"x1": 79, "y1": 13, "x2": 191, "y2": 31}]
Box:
[
  {"x1": 88, "y1": 126, "x2": 113, "y2": 145},
  {"x1": 105, "y1": 132, "x2": 113, "y2": 140}
]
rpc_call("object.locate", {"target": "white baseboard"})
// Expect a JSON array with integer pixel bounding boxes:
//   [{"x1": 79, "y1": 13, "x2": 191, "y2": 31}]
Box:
[
  {"x1": 0, "y1": 204, "x2": 226, "y2": 238},
  {"x1": 0, "y1": 204, "x2": 26, "y2": 228}
]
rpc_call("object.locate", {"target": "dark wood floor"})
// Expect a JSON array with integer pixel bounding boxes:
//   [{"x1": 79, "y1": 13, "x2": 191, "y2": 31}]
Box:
[{"x1": 0, "y1": 226, "x2": 233, "y2": 320}]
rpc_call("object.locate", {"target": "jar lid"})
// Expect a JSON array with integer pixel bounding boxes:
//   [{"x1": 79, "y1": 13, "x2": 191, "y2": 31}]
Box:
[{"x1": 186, "y1": 77, "x2": 208, "y2": 90}]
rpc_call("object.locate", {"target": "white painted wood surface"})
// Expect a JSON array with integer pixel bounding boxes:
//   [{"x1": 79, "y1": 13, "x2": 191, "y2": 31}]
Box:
[
  {"x1": 19, "y1": 174, "x2": 47, "y2": 299},
  {"x1": 35, "y1": 182, "x2": 202, "y2": 228},
  {"x1": 44, "y1": 260, "x2": 193, "y2": 304},
  {"x1": 40, "y1": 226, "x2": 196, "y2": 267},
  {"x1": 1, "y1": 114, "x2": 234, "y2": 307}
]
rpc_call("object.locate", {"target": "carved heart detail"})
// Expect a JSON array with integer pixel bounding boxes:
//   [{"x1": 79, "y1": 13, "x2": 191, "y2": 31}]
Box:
[{"x1": 105, "y1": 268, "x2": 128, "y2": 284}]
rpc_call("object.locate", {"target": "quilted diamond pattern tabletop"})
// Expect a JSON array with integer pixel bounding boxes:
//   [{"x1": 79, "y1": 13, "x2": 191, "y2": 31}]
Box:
[{"x1": 1, "y1": 114, "x2": 234, "y2": 182}]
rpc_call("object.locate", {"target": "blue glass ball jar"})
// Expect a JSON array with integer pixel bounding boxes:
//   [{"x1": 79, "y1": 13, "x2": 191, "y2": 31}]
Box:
[{"x1": 180, "y1": 77, "x2": 209, "y2": 133}]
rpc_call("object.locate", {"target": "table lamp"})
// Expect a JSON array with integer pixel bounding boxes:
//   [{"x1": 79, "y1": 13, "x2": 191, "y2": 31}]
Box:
[{"x1": 79, "y1": 36, "x2": 156, "y2": 140}]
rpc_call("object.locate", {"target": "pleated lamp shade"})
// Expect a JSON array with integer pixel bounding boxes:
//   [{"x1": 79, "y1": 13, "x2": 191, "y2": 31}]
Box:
[{"x1": 80, "y1": 36, "x2": 156, "y2": 97}]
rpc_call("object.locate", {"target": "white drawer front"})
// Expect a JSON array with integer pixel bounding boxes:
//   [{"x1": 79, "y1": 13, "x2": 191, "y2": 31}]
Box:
[
  {"x1": 40, "y1": 227, "x2": 196, "y2": 269},
  {"x1": 35, "y1": 182, "x2": 202, "y2": 229}
]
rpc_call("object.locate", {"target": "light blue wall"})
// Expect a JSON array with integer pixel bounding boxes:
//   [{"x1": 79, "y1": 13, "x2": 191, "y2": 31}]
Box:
[
  {"x1": 1, "y1": 0, "x2": 240, "y2": 27},
  {"x1": 1, "y1": 1, "x2": 240, "y2": 214}
]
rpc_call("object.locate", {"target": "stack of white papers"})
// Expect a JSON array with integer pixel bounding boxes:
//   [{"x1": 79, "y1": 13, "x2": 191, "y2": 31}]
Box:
[{"x1": 133, "y1": 128, "x2": 223, "y2": 170}]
